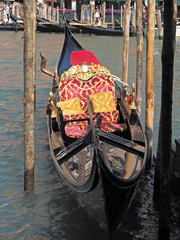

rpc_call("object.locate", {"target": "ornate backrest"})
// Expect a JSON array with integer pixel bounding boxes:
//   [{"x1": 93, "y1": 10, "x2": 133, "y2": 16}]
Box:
[
  {"x1": 58, "y1": 66, "x2": 116, "y2": 115},
  {"x1": 55, "y1": 50, "x2": 120, "y2": 138}
]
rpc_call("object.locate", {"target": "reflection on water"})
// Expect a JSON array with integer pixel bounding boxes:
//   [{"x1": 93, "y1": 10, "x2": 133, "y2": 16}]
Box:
[{"x1": 0, "y1": 31, "x2": 179, "y2": 240}]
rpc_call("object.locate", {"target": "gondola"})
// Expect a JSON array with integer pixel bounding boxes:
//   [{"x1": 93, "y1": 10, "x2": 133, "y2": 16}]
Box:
[
  {"x1": 10, "y1": 11, "x2": 23, "y2": 24},
  {"x1": 10, "y1": 12, "x2": 51, "y2": 33},
  {"x1": 40, "y1": 23, "x2": 147, "y2": 238},
  {"x1": 66, "y1": 17, "x2": 123, "y2": 36},
  {"x1": 0, "y1": 22, "x2": 24, "y2": 31},
  {"x1": 36, "y1": 16, "x2": 80, "y2": 33}
]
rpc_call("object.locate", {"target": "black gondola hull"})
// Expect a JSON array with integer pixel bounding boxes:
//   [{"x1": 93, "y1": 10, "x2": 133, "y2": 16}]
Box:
[
  {"x1": 0, "y1": 23, "x2": 24, "y2": 31},
  {"x1": 36, "y1": 16, "x2": 80, "y2": 33},
  {"x1": 66, "y1": 18, "x2": 123, "y2": 36},
  {"x1": 43, "y1": 22, "x2": 147, "y2": 238}
]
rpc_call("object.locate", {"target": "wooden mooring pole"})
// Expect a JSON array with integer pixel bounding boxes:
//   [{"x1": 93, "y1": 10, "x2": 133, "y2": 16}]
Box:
[
  {"x1": 122, "y1": 0, "x2": 130, "y2": 86},
  {"x1": 102, "y1": 1, "x2": 106, "y2": 28},
  {"x1": 24, "y1": 0, "x2": 36, "y2": 192},
  {"x1": 111, "y1": 4, "x2": 114, "y2": 28},
  {"x1": 157, "y1": 0, "x2": 177, "y2": 239},
  {"x1": 156, "y1": 9, "x2": 163, "y2": 40},
  {"x1": 136, "y1": 0, "x2": 143, "y2": 115},
  {"x1": 120, "y1": 5, "x2": 123, "y2": 28},
  {"x1": 145, "y1": 0, "x2": 155, "y2": 169},
  {"x1": 131, "y1": 4, "x2": 136, "y2": 37}
]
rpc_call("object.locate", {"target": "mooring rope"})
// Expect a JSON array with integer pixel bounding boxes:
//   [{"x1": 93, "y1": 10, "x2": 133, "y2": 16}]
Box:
[{"x1": 111, "y1": 74, "x2": 128, "y2": 86}]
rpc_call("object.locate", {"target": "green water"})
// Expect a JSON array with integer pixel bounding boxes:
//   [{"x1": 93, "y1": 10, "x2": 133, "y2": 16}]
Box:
[{"x1": 0, "y1": 31, "x2": 179, "y2": 240}]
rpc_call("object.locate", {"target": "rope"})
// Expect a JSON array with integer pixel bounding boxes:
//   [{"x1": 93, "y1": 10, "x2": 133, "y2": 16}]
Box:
[{"x1": 111, "y1": 74, "x2": 128, "y2": 86}]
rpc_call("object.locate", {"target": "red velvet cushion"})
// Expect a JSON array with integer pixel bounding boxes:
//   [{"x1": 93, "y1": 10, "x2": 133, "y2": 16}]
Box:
[
  {"x1": 63, "y1": 110, "x2": 120, "y2": 138},
  {"x1": 65, "y1": 122, "x2": 127, "y2": 138},
  {"x1": 65, "y1": 125, "x2": 88, "y2": 138},
  {"x1": 70, "y1": 50, "x2": 102, "y2": 66}
]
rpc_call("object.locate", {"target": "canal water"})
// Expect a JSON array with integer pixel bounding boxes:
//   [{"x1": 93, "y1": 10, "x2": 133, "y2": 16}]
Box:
[{"x1": 0, "y1": 31, "x2": 179, "y2": 240}]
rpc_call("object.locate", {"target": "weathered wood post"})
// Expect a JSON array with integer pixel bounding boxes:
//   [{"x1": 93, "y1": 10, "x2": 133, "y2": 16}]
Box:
[
  {"x1": 56, "y1": 6, "x2": 59, "y2": 23},
  {"x1": 81, "y1": 5, "x2": 84, "y2": 23},
  {"x1": 131, "y1": 4, "x2": 136, "y2": 36},
  {"x1": 42, "y1": 3, "x2": 47, "y2": 19},
  {"x1": 122, "y1": 0, "x2": 130, "y2": 86},
  {"x1": 52, "y1": 7, "x2": 56, "y2": 22},
  {"x1": 63, "y1": 1, "x2": 65, "y2": 16},
  {"x1": 121, "y1": 5, "x2": 123, "y2": 28},
  {"x1": 38, "y1": 4, "x2": 43, "y2": 18},
  {"x1": 102, "y1": 1, "x2": 106, "y2": 27},
  {"x1": 24, "y1": 0, "x2": 36, "y2": 192},
  {"x1": 15, "y1": 2, "x2": 20, "y2": 18},
  {"x1": 136, "y1": 0, "x2": 143, "y2": 115},
  {"x1": 156, "y1": 9, "x2": 163, "y2": 40},
  {"x1": 111, "y1": 4, "x2": 114, "y2": 28},
  {"x1": 157, "y1": 0, "x2": 177, "y2": 239},
  {"x1": 47, "y1": 5, "x2": 52, "y2": 22},
  {"x1": 145, "y1": 0, "x2": 155, "y2": 169},
  {"x1": 90, "y1": 3, "x2": 93, "y2": 25},
  {"x1": 87, "y1": 5, "x2": 90, "y2": 24}
]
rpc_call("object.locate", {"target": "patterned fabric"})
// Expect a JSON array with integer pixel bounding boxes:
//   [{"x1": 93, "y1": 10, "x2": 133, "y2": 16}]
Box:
[
  {"x1": 64, "y1": 110, "x2": 119, "y2": 138},
  {"x1": 97, "y1": 110, "x2": 119, "y2": 132},
  {"x1": 59, "y1": 69, "x2": 120, "y2": 138},
  {"x1": 63, "y1": 112, "x2": 92, "y2": 121},
  {"x1": 59, "y1": 72, "x2": 116, "y2": 114},
  {"x1": 63, "y1": 112, "x2": 92, "y2": 138},
  {"x1": 56, "y1": 97, "x2": 83, "y2": 115},
  {"x1": 98, "y1": 110, "x2": 119, "y2": 123},
  {"x1": 65, "y1": 125, "x2": 87, "y2": 138},
  {"x1": 61, "y1": 64, "x2": 110, "y2": 81},
  {"x1": 65, "y1": 120, "x2": 127, "y2": 138},
  {"x1": 63, "y1": 110, "x2": 118, "y2": 124},
  {"x1": 64, "y1": 112, "x2": 95, "y2": 127},
  {"x1": 89, "y1": 92, "x2": 116, "y2": 113},
  {"x1": 106, "y1": 123, "x2": 127, "y2": 132}
]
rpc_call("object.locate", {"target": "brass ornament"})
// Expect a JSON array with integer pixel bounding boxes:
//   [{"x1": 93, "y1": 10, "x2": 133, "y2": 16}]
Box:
[{"x1": 60, "y1": 63, "x2": 111, "y2": 81}]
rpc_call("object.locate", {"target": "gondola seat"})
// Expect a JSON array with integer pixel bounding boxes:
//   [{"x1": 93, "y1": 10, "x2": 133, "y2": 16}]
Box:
[
  {"x1": 57, "y1": 51, "x2": 126, "y2": 138},
  {"x1": 57, "y1": 73, "x2": 126, "y2": 138}
]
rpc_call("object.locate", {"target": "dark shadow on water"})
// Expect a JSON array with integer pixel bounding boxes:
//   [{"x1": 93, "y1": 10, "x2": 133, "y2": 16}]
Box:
[{"x1": 43, "y1": 168, "x2": 158, "y2": 240}]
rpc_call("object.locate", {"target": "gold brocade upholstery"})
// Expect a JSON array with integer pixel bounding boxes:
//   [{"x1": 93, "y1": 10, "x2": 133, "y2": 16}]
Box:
[
  {"x1": 59, "y1": 72, "x2": 116, "y2": 114},
  {"x1": 58, "y1": 64, "x2": 120, "y2": 138},
  {"x1": 56, "y1": 97, "x2": 83, "y2": 115},
  {"x1": 89, "y1": 92, "x2": 116, "y2": 113},
  {"x1": 61, "y1": 64, "x2": 111, "y2": 81}
]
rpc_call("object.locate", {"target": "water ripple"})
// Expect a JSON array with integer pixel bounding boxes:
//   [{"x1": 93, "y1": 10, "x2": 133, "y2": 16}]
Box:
[{"x1": 0, "y1": 31, "x2": 179, "y2": 240}]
